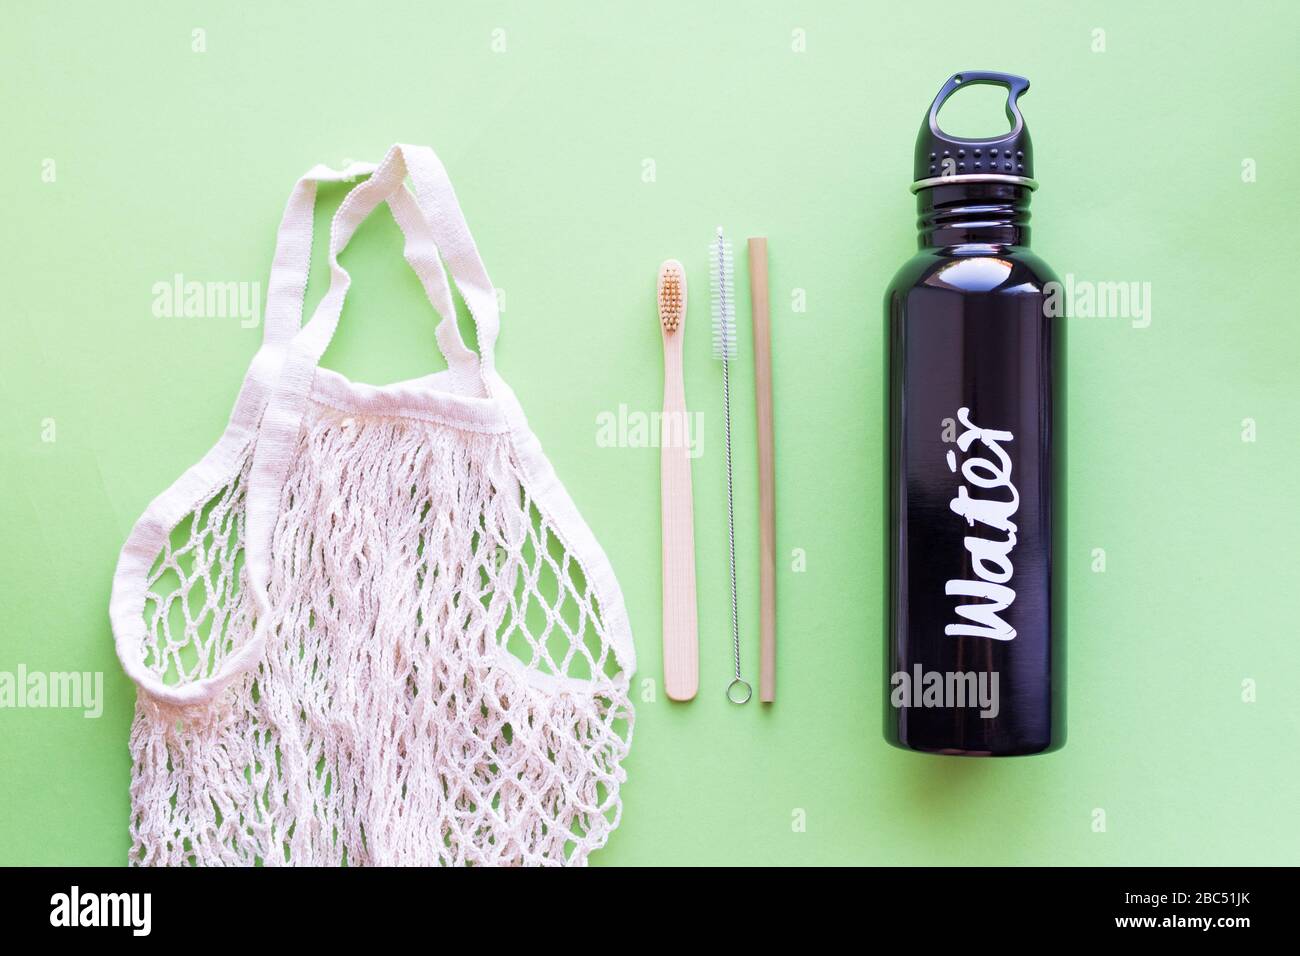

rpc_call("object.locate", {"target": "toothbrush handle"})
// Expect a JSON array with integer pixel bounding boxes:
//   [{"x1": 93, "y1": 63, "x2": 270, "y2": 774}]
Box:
[{"x1": 661, "y1": 342, "x2": 699, "y2": 701}]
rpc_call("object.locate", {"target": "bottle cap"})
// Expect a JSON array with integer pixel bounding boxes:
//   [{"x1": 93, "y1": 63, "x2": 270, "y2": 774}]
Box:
[{"x1": 913, "y1": 72, "x2": 1036, "y2": 192}]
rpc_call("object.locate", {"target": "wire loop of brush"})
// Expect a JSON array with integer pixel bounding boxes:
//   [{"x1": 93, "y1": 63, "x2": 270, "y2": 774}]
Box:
[{"x1": 710, "y1": 227, "x2": 750, "y2": 705}]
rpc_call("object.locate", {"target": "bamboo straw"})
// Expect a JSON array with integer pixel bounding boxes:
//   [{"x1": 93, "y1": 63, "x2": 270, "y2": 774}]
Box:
[{"x1": 748, "y1": 237, "x2": 776, "y2": 703}]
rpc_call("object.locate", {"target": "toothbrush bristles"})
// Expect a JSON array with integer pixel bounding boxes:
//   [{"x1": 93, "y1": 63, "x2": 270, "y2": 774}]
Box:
[{"x1": 658, "y1": 262, "x2": 684, "y2": 333}]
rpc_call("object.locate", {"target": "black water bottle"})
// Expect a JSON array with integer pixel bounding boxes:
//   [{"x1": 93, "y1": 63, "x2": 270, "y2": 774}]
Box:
[{"x1": 885, "y1": 72, "x2": 1065, "y2": 756}]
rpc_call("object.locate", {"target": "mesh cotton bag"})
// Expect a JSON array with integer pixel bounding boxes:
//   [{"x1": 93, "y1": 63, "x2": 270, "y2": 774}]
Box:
[{"x1": 109, "y1": 144, "x2": 636, "y2": 866}]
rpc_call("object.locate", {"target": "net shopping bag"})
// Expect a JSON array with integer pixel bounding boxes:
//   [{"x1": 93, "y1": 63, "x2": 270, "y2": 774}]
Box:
[{"x1": 109, "y1": 145, "x2": 636, "y2": 866}]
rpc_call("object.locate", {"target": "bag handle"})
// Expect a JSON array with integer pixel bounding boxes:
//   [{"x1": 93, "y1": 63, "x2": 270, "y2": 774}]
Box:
[
  {"x1": 233, "y1": 147, "x2": 501, "y2": 705},
  {"x1": 262, "y1": 161, "x2": 373, "y2": 348},
  {"x1": 291, "y1": 145, "x2": 501, "y2": 385},
  {"x1": 262, "y1": 159, "x2": 481, "y2": 392},
  {"x1": 118, "y1": 158, "x2": 494, "y2": 707}
]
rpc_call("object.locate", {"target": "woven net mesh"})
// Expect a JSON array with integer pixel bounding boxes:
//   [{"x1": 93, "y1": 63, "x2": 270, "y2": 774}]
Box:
[{"x1": 131, "y1": 402, "x2": 633, "y2": 866}]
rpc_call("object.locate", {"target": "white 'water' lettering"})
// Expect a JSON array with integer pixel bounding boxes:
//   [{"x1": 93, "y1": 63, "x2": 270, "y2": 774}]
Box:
[{"x1": 945, "y1": 407, "x2": 1019, "y2": 641}]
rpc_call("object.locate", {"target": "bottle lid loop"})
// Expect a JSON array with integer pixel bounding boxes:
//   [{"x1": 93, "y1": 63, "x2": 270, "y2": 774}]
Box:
[{"x1": 914, "y1": 71, "x2": 1035, "y2": 189}]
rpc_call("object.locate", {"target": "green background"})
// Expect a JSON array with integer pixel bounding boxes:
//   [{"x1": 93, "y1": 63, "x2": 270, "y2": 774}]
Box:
[{"x1": 2, "y1": 0, "x2": 1297, "y2": 866}]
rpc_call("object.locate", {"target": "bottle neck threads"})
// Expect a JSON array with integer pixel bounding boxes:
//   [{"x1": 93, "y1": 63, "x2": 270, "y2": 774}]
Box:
[{"x1": 916, "y1": 182, "x2": 1031, "y2": 249}]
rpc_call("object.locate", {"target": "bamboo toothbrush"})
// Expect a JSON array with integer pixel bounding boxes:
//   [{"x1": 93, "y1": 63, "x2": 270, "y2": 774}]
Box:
[
  {"x1": 658, "y1": 259, "x2": 699, "y2": 702},
  {"x1": 710, "y1": 228, "x2": 751, "y2": 705},
  {"x1": 748, "y1": 237, "x2": 776, "y2": 703}
]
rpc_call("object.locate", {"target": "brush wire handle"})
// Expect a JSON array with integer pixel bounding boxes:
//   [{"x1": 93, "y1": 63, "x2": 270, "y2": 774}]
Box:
[
  {"x1": 660, "y1": 331, "x2": 699, "y2": 701},
  {"x1": 711, "y1": 228, "x2": 750, "y2": 705}
]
